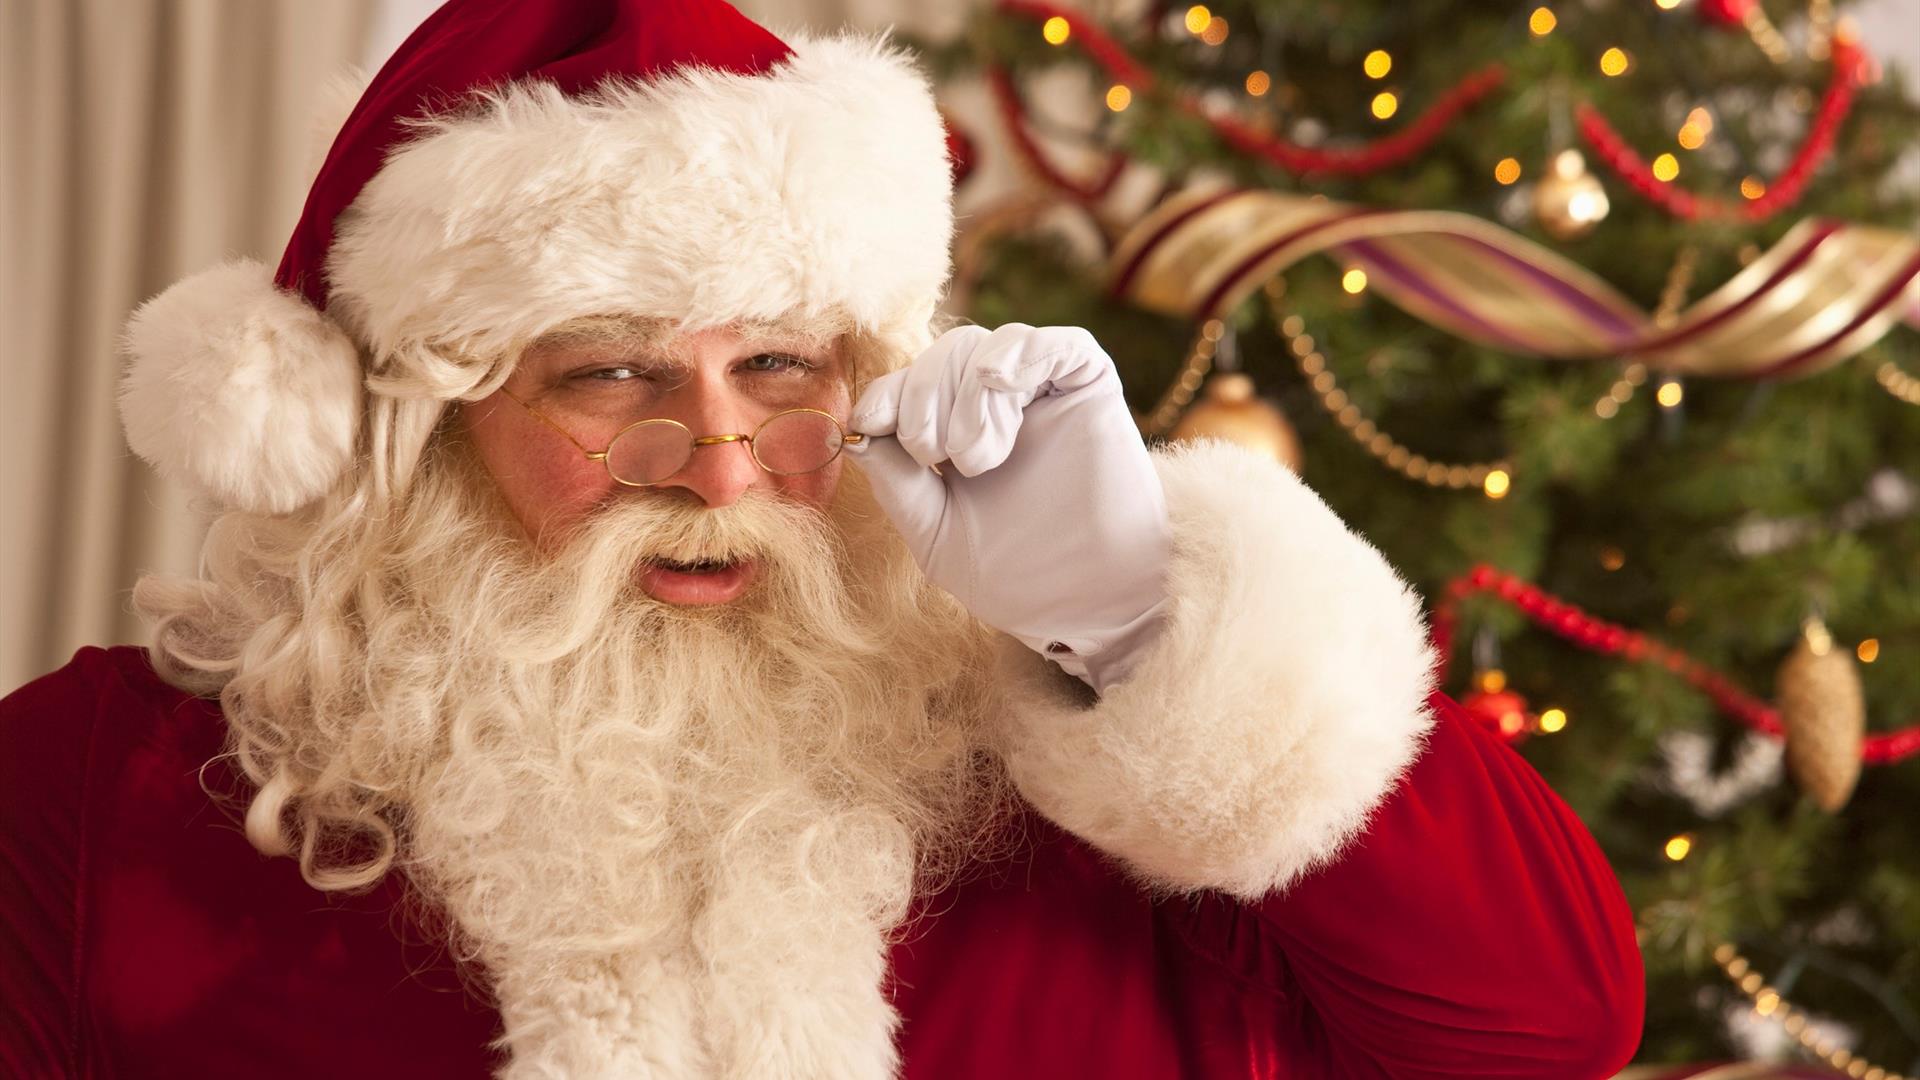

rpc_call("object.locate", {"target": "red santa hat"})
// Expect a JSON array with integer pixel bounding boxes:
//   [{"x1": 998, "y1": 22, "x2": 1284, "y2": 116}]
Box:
[{"x1": 119, "y1": 0, "x2": 955, "y2": 514}]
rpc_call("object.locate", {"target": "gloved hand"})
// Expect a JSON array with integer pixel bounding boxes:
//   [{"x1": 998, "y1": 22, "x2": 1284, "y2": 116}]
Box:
[{"x1": 845, "y1": 324, "x2": 1172, "y2": 694}]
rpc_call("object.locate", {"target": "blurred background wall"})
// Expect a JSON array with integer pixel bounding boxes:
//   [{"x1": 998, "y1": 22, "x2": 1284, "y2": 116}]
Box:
[{"x1": 1, "y1": 0, "x2": 1916, "y2": 691}]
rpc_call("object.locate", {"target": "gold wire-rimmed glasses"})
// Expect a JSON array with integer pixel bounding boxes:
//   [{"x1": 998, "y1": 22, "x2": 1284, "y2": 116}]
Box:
[{"x1": 499, "y1": 388, "x2": 866, "y2": 487}]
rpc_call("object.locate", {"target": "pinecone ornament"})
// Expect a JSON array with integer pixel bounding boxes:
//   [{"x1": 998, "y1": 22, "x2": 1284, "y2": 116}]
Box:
[{"x1": 1774, "y1": 617, "x2": 1866, "y2": 812}]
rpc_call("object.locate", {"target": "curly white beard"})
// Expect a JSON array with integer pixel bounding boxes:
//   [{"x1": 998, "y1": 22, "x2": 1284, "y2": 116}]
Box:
[{"x1": 141, "y1": 441, "x2": 1005, "y2": 1079}]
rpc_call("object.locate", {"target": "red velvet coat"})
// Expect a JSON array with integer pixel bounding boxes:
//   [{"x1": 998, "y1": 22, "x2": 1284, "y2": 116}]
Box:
[{"x1": 2, "y1": 646, "x2": 1644, "y2": 1078}]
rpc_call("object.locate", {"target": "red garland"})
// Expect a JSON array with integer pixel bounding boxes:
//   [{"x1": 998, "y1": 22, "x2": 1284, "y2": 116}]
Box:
[
  {"x1": 994, "y1": 0, "x2": 1505, "y2": 181},
  {"x1": 1576, "y1": 38, "x2": 1865, "y2": 223},
  {"x1": 1432, "y1": 563, "x2": 1920, "y2": 764},
  {"x1": 1208, "y1": 66, "x2": 1506, "y2": 176},
  {"x1": 987, "y1": 67, "x2": 1129, "y2": 204}
]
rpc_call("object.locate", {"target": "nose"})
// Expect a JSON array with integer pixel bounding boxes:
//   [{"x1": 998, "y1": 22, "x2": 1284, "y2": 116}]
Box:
[{"x1": 648, "y1": 377, "x2": 766, "y2": 509}]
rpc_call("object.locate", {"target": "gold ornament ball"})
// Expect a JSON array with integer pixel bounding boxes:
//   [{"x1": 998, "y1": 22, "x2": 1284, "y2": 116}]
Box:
[
  {"x1": 1532, "y1": 150, "x2": 1611, "y2": 241},
  {"x1": 1168, "y1": 373, "x2": 1302, "y2": 471},
  {"x1": 1775, "y1": 617, "x2": 1866, "y2": 812}
]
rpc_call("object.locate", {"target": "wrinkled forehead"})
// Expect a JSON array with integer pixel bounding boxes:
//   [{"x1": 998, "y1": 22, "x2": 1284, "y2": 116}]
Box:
[{"x1": 514, "y1": 311, "x2": 872, "y2": 383}]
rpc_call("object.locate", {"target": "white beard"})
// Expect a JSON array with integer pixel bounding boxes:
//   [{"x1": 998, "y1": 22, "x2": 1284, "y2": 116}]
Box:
[{"x1": 363, "y1": 455, "x2": 1002, "y2": 1078}]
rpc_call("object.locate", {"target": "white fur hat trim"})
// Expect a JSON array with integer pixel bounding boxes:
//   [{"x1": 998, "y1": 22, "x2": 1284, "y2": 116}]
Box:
[
  {"x1": 119, "y1": 259, "x2": 362, "y2": 515},
  {"x1": 326, "y1": 32, "x2": 955, "y2": 363}
]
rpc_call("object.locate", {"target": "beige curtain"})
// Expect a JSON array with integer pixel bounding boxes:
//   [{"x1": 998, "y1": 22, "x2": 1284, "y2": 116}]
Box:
[{"x1": 0, "y1": 0, "x2": 380, "y2": 691}]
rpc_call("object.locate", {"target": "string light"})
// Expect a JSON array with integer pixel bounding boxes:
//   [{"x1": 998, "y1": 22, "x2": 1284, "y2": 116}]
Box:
[
  {"x1": 1677, "y1": 122, "x2": 1706, "y2": 149},
  {"x1": 1685, "y1": 106, "x2": 1714, "y2": 135},
  {"x1": 1201, "y1": 16, "x2": 1229, "y2": 45},
  {"x1": 1041, "y1": 16, "x2": 1071, "y2": 45},
  {"x1": 1656, "y1": 379, "x2": 1684, "y2": 407},
  {"x1": 1184, "y1": 5, "x2": 1210, "y2": 34},
  {"x1": 1364, "y1": 50, "x2": 1392, "y2": 79},
  {"x1": 1105, "y1": 84, "x2": 1132, "y2": 112},
  {"x1": 1529, "y1": 7, "x2": 1557, "y2": 35},
  {"x1": 1245, "y1": 70, "x2": 1271, "y2": 96},
  {"x1": 1371, "y1": 91, "x2": 1399, "y2": 120},
  {"x1": 1651, "y1": 152, "x2": 1681, "y2": 182},
  {"x1": 1655, "y1": 0, "x2": 1682, "y2": 8},
  {"x1": 1538, "y1": 708, "x2": 1568, "y2": 733},
  {"x1": 1857, "y1": 638, "x2": 1880, "y2": 663},
  {"x1": 1494, "y1": 157, "x2": 1523, "y2": 184},
  {"x1": 1664, "y1": 833, "x2": 1694, "y2": 861},
  {"x1": 1740, "y1": 175, "x2": 1767, "y2": 199},
  {"x1": 1484, "y1": 468, "x2": 1512, "y2": 499},
  {"x1": 1479, "y1": 669, "x2": 1509, "y2": 693},
  {"x1": 1599, "y1": 47, "x2": 1631, "y2": 76},
  {"x1": 1341, "y1": 268, "x2": 1369, "y2": 294},
  {"x1": 1600, "y1": 546, "x2": 1626, "y2": 571}
]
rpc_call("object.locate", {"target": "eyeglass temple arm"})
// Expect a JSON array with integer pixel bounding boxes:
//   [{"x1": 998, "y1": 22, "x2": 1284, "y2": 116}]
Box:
[{"x1": 497, "y1": 387, "x2": 606, "y2": 460}]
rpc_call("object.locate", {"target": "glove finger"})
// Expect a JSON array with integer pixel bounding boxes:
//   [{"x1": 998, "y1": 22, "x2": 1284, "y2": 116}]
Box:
[
  {"x1": 944, "y1": 377, "x2": 1026, "y2": 477},
  {"x1": 850, "y1": 369, "x2": 909, "y2": 437},
  {"x1": 941, "y1": 325, "x2": 1028, "y2": 476},
  {"x1": 894, "y1": 329, "x2": 978, "y2": 468},
  {"x1": 975, "y1": 325, "x2": 1113, "y2": 398},
  {"x1": 845, "y1": 435, "x2": 950, "y2": 568}
]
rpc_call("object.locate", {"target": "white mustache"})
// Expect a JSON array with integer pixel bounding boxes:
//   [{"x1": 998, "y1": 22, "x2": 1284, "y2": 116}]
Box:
[{"x1": 562, "y1": 488, "x2": 832, "y2": 571}]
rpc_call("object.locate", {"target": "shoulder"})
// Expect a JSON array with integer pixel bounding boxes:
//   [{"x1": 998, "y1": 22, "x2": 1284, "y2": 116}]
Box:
[
  {"x1": 3, "y1": 644, "x2": 207, "y2": 721},
  {"x1": 2, "y1": 642, "x2": 226, "y2": 840},
  {"x1": 1, "y1": 645, "x2": 219, "y2": 789},
  {"x1": 1, "y1": 645, "x2": 229, "y2": 879}
]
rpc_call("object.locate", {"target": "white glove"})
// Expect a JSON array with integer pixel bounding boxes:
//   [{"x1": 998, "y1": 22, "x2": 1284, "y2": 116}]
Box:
[{"x1": 845, "y1": 324, "x2": 1172, "y2": 693}]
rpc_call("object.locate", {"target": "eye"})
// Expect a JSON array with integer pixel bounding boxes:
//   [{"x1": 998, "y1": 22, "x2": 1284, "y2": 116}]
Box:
[
  {"x1": 581, "y1": 366, "x2": 642, "y2": 382},
  {"x1": 742, "y1": 353, "x2": 815, "y2": 375}
]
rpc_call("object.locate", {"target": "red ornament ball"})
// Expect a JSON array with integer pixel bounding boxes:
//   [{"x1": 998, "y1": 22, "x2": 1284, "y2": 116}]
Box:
[
  {"x1": 1697, "y1": 0, "x2": 1755, "y2": 27},
  {"x1": 1461, "y1": 688, "x2": 1533, "y2": 743}
]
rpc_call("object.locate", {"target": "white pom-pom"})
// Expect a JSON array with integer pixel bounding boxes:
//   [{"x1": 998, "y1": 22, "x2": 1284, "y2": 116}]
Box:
[{"x1": 119, "y1": 258, "x2": 363, "y2": 514}]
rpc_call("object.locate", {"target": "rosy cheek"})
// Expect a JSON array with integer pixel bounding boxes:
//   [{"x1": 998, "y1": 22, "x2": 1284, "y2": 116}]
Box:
[
  {"x1": 460, "y1": 399, "x2": 618, "y2": 543},
  {"x1": 774, "y1": 458, "x2": 841, "y2": 511}
]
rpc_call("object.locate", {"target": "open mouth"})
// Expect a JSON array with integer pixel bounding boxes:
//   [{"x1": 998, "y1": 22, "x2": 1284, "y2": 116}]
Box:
[
  {"x1": 650, "y1": 558, "x2": 732, "y2": 574},
  {"x1": 637, "y1": 556, "x2": 759, "y2": 605}
]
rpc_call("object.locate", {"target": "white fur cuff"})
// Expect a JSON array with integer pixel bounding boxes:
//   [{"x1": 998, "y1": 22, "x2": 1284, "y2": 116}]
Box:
[{"x1": 994, "y1": 440, "x2": 1438, "y2": 900}]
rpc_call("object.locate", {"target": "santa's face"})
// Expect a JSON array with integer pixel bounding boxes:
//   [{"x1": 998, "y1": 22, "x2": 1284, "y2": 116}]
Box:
[{"x1": 460, "y1": 322, "x2": 851, "y2": 606}]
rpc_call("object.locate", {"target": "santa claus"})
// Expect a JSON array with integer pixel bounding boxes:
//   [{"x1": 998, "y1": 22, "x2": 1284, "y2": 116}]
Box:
[{"x1": 0, "y1": 0, "x2": 1645, "y2": 1077}]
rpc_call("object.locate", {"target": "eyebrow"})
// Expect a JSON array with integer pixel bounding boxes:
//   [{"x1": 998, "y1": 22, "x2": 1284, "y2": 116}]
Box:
[{"x1": 526, "y1": 315, "x2": 842, "y2": 364}]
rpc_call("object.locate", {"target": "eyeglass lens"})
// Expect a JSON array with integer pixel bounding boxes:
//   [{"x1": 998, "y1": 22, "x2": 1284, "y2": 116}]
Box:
[{"x1": 604, "y1": 411, "x2": 848, "y2": 486}]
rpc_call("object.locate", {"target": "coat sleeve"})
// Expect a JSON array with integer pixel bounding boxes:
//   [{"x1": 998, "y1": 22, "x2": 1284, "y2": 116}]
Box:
[
  {"x1": 1256, "y1": 689, "x2": 1645, "y2": 1078},
  {"x1": 992, "y1": 440, "x2": 1642, "y2": 1077}
]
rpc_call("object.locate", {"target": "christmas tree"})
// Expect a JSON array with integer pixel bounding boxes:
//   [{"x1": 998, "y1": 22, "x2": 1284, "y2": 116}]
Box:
[{"x1": 922, "y1": 0, "x2": 1920, "y2": 1071}]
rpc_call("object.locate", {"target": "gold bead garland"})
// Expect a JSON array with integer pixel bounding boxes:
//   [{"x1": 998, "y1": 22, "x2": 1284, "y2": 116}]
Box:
[
  {"x1": 1874, "y1": 357, "x2": 1920, "y2": 406},
  {"x1": 1738, "y1": 3, "x2": 1794, "y2": 65},
  {"x1": 1808, "y1": 0, "x2": 1835, "y2": 61},
  {"x1": 1261, "y1": 279, "x2": 1512, "y2": 490},
  {"x1": 1595, "y1": 248, "x2": 1695, "y2": 418},
  {"x1": 1710, "y1": 939, "x2": 1909, "y2": 1080},
  {"x1": 1140, "y1": 317, "x2": 1227, "y2": 436}
]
